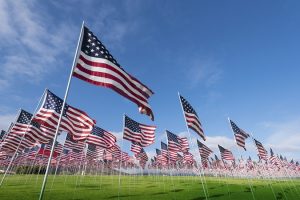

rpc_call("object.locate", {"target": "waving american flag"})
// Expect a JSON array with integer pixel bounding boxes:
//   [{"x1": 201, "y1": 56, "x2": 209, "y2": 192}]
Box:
[
  {"x1": 229, "y1": 119, "x2": 249, "y2": 151},
  {"x1": 87, "y1": 126, "x2": 116, "y2": 149},
  {"x1": 179, "y1": 95, "x2": 205, "y2": 140},
  {"x1": 123, "y1": 115, "x2": 156, "y2": 147},
  {"x1": 73, "y1": 26, "x2": 154, "y2": 120},
  {"x1": 33, "y1": 90, "x2": 95, "y2": 140},
  {"x1": 218, "y1": 145, "x2": 235, "y2": 161}
]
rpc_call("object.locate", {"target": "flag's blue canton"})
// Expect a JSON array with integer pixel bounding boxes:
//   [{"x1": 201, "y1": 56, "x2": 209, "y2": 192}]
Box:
[
  {"x1": 270, "y1": 148, "x2": 274, "y2": 156},
  {"x1": 73, "y1": 149, "x2": 81, "y2": 153},
  {"x1": 230, "y1": 120, "x2": 249, "y2": 137},
  {"x1": 88, "y1": 144, "x2": 96, "y2": 151},
  {"x1": 156, "y1": 149, "x2": 161, "y2": 155},
  {"x1": 63, "y1": 149, "x2": 69, "y2": 154},
  {"x1": 254, "y1": 139, "x2": 264, "y2": 149},
  {"x1": 24, "y1": 148, "x2": 30, "y2": 153},
  {"x1": 140, "y1": 148, "x2": 146, "y2": 154},
  {"x1": 218, "y1": 145, "x2": 226, "y2": 153},
  {"x1": 166, "y1": 130, "x2": 179, "y2": 144},
  {"x1": 214, "y1": 154, "x2": 219, "y2": 161},
  {"x1": 180, "y1": 95, "x2": 198, "y2": 116},
  {"x1": 125, "y1": 115, "x2": 142, "y2": 133},
  {"x1": 66, "y1": 134, "x2": 78, "y2": 143},
  {"x1": 92, "y1": 126, "x2": 105, "y2": 137},
  {"x1": 17, "y1": 109, "x2": 40, "y2": 128},
  {"x1": 54, "y1": 141, "x2": 60, "y2": 147},
  {"x1": 161, "y1": 142, "x2": 168, "y2": 150},
  {"x1": 81, "y1": 26, "x2": 121, "y2": 68},
  {"x1": 43, "y1": 90, "x2": 68, "y2": 117},
  {"x1": 31, "y1": 146, "x2": 39, "y2": 152},
  {"x1": 197, "y1": 140, "x2": 203, "y2": 148},
  {"x1": 17, "y1": 109, "x2": 32, "y2": 124},
  {"x1": 0, "y1": 130, "x2": 6, "y2": 139}
]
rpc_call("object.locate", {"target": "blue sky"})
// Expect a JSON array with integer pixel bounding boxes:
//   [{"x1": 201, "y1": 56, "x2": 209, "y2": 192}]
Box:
[{"x1": 0, "y1": 0, "x2": 300, "y2": 162}]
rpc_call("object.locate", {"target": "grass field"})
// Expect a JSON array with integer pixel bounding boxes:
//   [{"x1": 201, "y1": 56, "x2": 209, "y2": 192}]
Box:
[{"x1": 0, "y1": 175, "x2": 299, "y2": 199}]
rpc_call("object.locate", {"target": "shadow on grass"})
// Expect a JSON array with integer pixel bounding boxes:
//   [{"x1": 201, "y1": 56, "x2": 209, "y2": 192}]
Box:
[
  {"x1": 244, "y1": 187, "x2": 251, "y2": 193},
  {"x1": 152, "y1": 192, "x2": 168, "y2": 195},
  {"x1": 107, "y1": 194, "x2": 139, "y2": 199},
  {"x1": 189, "y1": 196, "x2": 206, "y2": 200},
  {"x1": 170, "y1": 189, "x2": 184, "y2": 192},
  {"x1": 276, "y1": 192, "x2": 283, "y2": 200}
]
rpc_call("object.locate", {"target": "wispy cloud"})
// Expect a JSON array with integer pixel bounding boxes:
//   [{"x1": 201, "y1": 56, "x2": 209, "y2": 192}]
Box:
[
  {"x1": 261, "y1": 118, "x2": 300, "y2": 160},
  {"x1": 0, "y1": 1, "x2": 76, "y2": 89},
  {"x1": 186, "y1": 58, "x2": 222, "y2": 88},
  {"x1": 0, "y1": 113, "x2": 16, "y2": 131}
]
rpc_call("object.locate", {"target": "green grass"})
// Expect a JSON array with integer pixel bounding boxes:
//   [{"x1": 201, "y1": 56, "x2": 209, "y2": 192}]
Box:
[{"x1": 0, "y1": 174, "x2": 299, "y2": 199}]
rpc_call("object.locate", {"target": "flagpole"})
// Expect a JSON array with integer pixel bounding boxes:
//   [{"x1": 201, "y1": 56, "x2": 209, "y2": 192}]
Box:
[
  {"x1": 249, "y1": 134, "x2": 277, "y2": 200},
  {"x1": 165, "y1": 130, "x2": 176, "y2": 195},
  {"x1": 227, "y1": 117, "x2": 256, "y2": 200},
  {"x1": 118, "y1": 114, "x2": 125, "y2": 199},
  {"x1": 177, "y1": 92, "x2": 208, "y2": 200},
  {"x1": 38, "y1": 21, "x2": 85, "y2": 200},
  {"x1": 0, "y1": 88, "x2": 47, "y2": 187},
  {"x1": 49, "y1": 133, "x2": 68, "y2": 191}
]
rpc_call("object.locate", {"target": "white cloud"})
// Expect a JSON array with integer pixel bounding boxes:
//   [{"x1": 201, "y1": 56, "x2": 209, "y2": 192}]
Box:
[
  {"x1": 186, "y1": 58, "x2": 222, "y2": 88},
  {"x1": 110, "y1": 131, "x2": 124, "y2": 145},
  {"x1": 262, "y1": 118, "x2": 300, "y2": 160},
  {"x1": 0, "y1": 1, "x2": 76, "y2": 88},
  {"x1": 0, "y1": 113, "x2": 16, "y2": 131}
]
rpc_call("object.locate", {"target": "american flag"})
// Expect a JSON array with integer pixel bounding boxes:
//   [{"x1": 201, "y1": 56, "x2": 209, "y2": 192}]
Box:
[
  {"x1": 218, "y1": 145, "x2": 235, "y2": 161},
  {"x1": 229, "y1": 119, "x2": 249, "y2": 151},
  {"x1": 1, "y1": 134, "x2": 35, "y2": 153},
  {"x1": 33, "y1": 90, "x2": 95, "y2": 140},
  {"x1": 197, "y1": 140, "x2": 213, "y2": 158},
  {"x1": 0, "y1": 110, "x2": 46, "y2": 152},
  {"x1": 104, "y1": 149, "x2": 113, "y2": 161},
  {"x1": 161, "y1": 142, "x2": 169, "y2": 158},
  {"x1": 156, "y1": 149, "x2": 168, "y2": 165},
  {"x1": 168, "y1": 151, "x2": 178, "y2": 161},
  {"x1": 269, "y1": 148, "x2": 281, "y2": 168},
  {"x1": 9, "y1": 109, "x2": 55, "y2": 144},
  {"x1": 166, "y1": 130, "x2": 181, "y2": 152},
  {"x1": 130, "y1": 142, "x2": 142, "y2": 154},
  {"x1": 179, "y1": 95, "x2": 205, "y2": 140},
  {"x1": 73, "y1": 26, "x2": 154, "y2": 120},
  {"x1": 0, "y1": 130, "x2": 6, "y2": 141},
  {"x1": 136, "y1": 148, "x2": 148, "y2": 162},
  {"x1": 0, "y1": 151, "x2": 11, "y2": 161},
  {"x1": 183, "y1": 152, "x2": 194, "y2": 164},
  {"x1": 64, "y1": 134, "x2": 86, "y2": 152},
  {"x1": 111, "y1": 144, "x2": 121, "y2": 160},
  {"x1": 87, "y1": 126, "x2": 116, "y2": 149},
  {"x1": 86, "y1": 144, "x2": 98, "y2": 159},
  {"x1": 253, "y1": 138, "x2": 268, "y2": 161},
  {"x1": 178, "y1": 137, "x2": 189, "y2": 152},
  {"x1": 123, "y1": 115, "x2": 156, "y2": 147},
  {"x1": 41, "y1": 140, "x2": 63, "y2": 154}
]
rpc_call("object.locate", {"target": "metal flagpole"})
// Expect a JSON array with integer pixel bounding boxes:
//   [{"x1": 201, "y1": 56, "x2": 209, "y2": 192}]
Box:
[
  {"x1": 0, "y1": 109, "x2": 21, "y2": 187},
  {"x1": 38, "y1": 21, "x2": 85, "y2": 200},
  {"x1": 227, "y1": 117, "x2": 256, "y2": 200},
  {"x1": 165, "y1": 130, "x2": 176, "y2": 197},
  {"x1": 118, "y1": 114, "x2": 125, "y2": 200},
  {"x1": 49, "y1": 133, "x2": 68, "y2": 192},
  {"x1": 0, "y1": 88, "x2": 47, "y2": 187},
  {"x1": 177, "y1": 92, "x2": 208, "y2": 200},
  {"x1": 249, "y1": 134, "x2": 277, "y2": 200}
]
